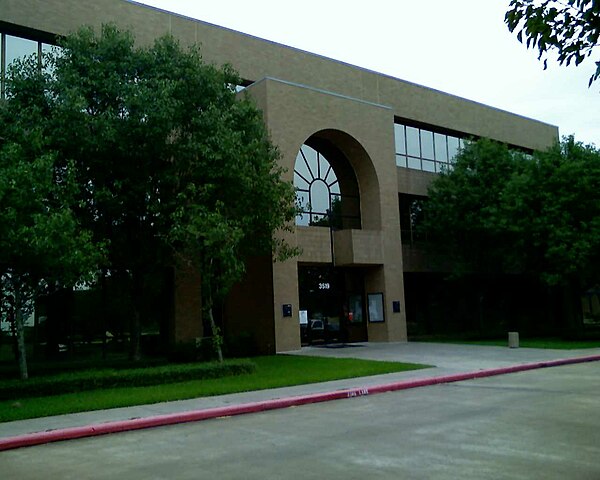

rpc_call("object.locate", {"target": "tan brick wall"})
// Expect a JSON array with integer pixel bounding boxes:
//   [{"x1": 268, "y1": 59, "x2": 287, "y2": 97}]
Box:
[
  {"x1": 4, "y1": 0, "x2": 558, "y2": 151},
  {"x1": 249, "y1": 78, "x2": 407, "y2": 349},
  {"x1": 2, "y1": 0, "x2": 561, "y2": 350},
  {"x1": 333, "y1": 230, "x2": 384, "y2": 266},
  {"x1": 297, "y1": 227, "x2": 332, "y2": 264}
]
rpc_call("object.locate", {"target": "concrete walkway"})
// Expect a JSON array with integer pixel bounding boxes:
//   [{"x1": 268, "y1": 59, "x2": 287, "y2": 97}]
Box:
[{"x1": 2, "y1": 342, "x2": 600, "y2": 444}]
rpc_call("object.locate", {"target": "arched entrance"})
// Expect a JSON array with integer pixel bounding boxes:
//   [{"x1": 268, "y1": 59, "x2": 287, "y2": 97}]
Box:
[{"x1": 294, "y1": 139, "x2": 368, "y2": 345}]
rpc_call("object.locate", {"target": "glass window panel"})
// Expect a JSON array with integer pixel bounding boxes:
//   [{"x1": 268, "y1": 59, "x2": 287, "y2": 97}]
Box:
[
  {"x1": 422, "y1": 160, "x2": 435, "y2": 172},
  {"x1": 6, "y1": 35, "x2": 38, "y2": 69},
  {"x1": 309, "y1": 180, "x2": 329, "y2": 214},
  {"x1": 406, "y1": 127, "x2": 420, "y2": 157},
  {"x1": 407, "y1": 157, "x2": 421, "y2": 170},
  {"x1": 396, "y1": 154, "x2": 407, "y2": 168},
  {"x1": 301, "y1": 145, "x2": 318, "y2": 179},
  {"x1": 41, "y1": 43, "x2": 54, "y2": 76},
  {"x1": 420, "y1": 130, "x2": 434, "y2": 160},
  {"x1": 296, "y1": 212, "x2": 309, "y2": 226},
  {"x1": 434, "y1": 133, "x2": 448, "y2": 162},
  {"x1": 296, "y1": 190, "x2": 310, "y2": 212},
  {"x1": 318, "y1": 152, "x2": 330, "y2": 180},
  {"x1": 294, "y1": 150, "x2": 313, "y2": 184},
  {"x1": 322, "y1": 163, "x2": 335, "y2": 184},
  {"x1": 329, "y1": 181, "x2": 340, "y2": 195},
  {"x1": 294, "y1": 172, "x2": 310, "y2": 189},
  {"x1": 394, "y1": 124, "x2": 406, "y2": 154},
  {"x1": 448, "y1": 136, "x2": 460, "y2": 162}
]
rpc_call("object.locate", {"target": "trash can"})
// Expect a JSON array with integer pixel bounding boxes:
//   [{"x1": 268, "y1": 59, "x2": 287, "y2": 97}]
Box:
[{"x1": 508, "y1": 331, "x2": 519, "y2": 348}]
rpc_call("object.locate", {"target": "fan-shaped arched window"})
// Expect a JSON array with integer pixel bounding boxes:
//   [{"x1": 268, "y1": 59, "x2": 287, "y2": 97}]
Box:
[{"x1": 294, "y1": 145, "x2": 342, "y2": 227}]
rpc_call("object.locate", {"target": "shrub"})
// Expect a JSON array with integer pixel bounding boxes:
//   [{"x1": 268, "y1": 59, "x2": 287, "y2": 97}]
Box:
[{"x1": 0, "y1": 360, "x2": 255, "y2": 400}]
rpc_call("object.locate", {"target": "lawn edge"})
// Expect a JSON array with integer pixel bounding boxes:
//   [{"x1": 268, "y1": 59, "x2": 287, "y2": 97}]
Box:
[{"x1": 1, "y1": 353, "x2": 599, "y2": 452}]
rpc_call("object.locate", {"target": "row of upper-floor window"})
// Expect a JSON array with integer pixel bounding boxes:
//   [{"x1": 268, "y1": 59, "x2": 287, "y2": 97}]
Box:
[
  {"x1": 0, "y1": 31, "x2": 252, "y2": 100},
  {"x1": 3, "y1": 31, "x2": 471, "y2": 176},
  {"x1": 394, "y1": 123, "x2": 468, "y2": 173},
  {"x1": 0, "y1": 32, "x2": 58, "y2": 98}
]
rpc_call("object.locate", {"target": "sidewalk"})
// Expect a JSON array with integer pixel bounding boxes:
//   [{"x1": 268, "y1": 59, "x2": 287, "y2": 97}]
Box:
[{"x1": 2, "y1": 342, "x2": 600, "y2": 447}]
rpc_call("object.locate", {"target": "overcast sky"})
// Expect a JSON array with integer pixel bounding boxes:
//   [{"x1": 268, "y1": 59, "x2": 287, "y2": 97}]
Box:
[{"x1": 134, "y1": 0, "x2": 598, "y2": 147}]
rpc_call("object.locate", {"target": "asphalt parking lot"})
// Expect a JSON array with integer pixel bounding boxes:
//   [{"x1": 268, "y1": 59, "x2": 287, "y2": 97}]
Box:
[{"x1": 2, "y1": 360, "x2": 599, "y2": 480}]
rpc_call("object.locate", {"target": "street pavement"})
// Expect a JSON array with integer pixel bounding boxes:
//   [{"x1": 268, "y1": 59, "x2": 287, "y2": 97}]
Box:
[
  {"x1": 1, "y1": 353, "x2": 599, "y2": 479},
  {"x1": 1, "y1": 342, "x2": 599, "y2": 441}
]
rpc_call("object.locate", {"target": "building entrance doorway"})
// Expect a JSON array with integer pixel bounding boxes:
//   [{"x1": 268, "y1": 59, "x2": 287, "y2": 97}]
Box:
[{"x1": 298, "y1": 266, "x2": 368, "y2": 345}]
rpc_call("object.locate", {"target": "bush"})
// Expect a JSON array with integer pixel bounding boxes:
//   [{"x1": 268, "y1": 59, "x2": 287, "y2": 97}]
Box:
[
  {"x1": 0, "y1": 359, "x2": 255, "y2": 400},
  {"x1": 167, "y1": 338, "x2": 220, "y2": 363}
]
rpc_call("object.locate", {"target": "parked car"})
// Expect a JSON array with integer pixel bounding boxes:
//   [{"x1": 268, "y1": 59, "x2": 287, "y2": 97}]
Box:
[{"x1": 308, "y1": 319, "x2": 325, "y2": 344}]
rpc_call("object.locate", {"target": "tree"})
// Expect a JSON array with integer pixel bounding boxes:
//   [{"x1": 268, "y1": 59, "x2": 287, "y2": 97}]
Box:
[
  {"x1": 0, "y1": 83, "x2": 103, "y2": 378},
  {"x1": 165, "y1": 80, "x2": 298, "y2": 361},
  {"x1": 4, "y1": 24, "x2": 297, "y2": 361},
  {"x1": 505, "y1": 0, "x2": 600, "y2": 86},
  {"x1": 504, "y1": 138, "x2": 600, "y2": 287},
  {"x1": 422, "y1": 137, "x2": 600, "y2": 329},
  {"x1": 423, "y1": 137, "x2": 600, "y2": 284},
  {"x1": 421, "y1": 139, "x2": 528, "y2": 276}
]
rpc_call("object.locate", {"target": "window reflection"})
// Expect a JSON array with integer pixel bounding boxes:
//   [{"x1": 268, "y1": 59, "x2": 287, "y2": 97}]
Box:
[
  {"x1": 2, "y1": 32, "x2": 56, "y2": 98},
  {"x1": 420, "y1": 130, "x2": 434, "y2": 160},
  {"x1": 406, "y1": 126, "x2": 420, "y2": 157},
  {"x1": 395, "y1": 122, "x2": 466, "y2": 173},
  {"x1": 6, "y1": 35, "x2": 38, "y2": 67},
  {"x1": 394, "y1": 124, "x2": 406, "y2": 154},
  {"x1": 422, "y1": 160, "x2": 435, "y2": 172},
  {"x1": 407, "y1": 157, "x2": 421, "y2": 170},
  {"x1": 396, "y1": 155, "x2": 407, "y2": 168},
  {"x1": 434, "y1": 133, "x2": 448, "y2": 162},
  {"x1": 293, "y1": 145, "x2": 360, "y2": 229},
  {"x1": 447, "y1": 136, "x2": 460, "y2": 161}
]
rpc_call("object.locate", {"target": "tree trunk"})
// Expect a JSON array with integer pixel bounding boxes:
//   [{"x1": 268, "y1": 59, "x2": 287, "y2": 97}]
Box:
[
  {"x1": 206, "y1": 303, "x2": 223, "y2": 363},
  {"x1": 129, "y1": 271, "x2": 142, "y2": 362},
  {"x1": 13, "y1": 285, "x2": 29, "y2": 380},
  {"x1": 202, "y1": 274, "x2": 223, "y2": 363},
  {"x1": 101, "y1": 270, "x2": 108, "y2": 360}
]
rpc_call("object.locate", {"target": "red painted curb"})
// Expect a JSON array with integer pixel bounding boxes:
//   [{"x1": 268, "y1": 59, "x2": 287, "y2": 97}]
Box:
[{"x1": 1, "y1": 353, "x2": 599, "y2": 452}]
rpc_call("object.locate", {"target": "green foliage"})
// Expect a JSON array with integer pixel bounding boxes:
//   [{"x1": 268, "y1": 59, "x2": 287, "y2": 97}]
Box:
[
  {"x1": 3, "y1": 24, "x2": 298, "y2": 362},
  {"x1": 309, "y1": 197, "x2": 343, "y2": 228},
  {"x1": 0, "y1": 360, "x2": 255, "y2": 400},
  {"x1": 421, "y1": 139, "x2": 527, "y2": 275},
  {"x1": 0, "y1": 59, "x2": 105, "y2": 378},
  {"x1": 506, "y1": 0, "x2": 600, "y2": 86},
  {"x1": 422, "y1": 137, "x2": 600, "y2": 287},
  {"x1": 504, "y1": 138, "x2": 600, "y2": 285}
]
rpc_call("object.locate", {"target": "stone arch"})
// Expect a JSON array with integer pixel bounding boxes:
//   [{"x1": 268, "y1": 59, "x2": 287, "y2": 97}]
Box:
[{"x1": 294, "y1": 129, "x2": 382, "y2": 231}]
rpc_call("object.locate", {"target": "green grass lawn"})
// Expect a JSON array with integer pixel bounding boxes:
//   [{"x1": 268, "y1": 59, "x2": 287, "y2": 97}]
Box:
[{"x1": 0, "y1": 355, "x2": 429, "y2": 423}]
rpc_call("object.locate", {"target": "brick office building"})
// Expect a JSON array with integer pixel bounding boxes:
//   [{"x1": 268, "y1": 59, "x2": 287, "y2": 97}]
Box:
[{"x1": 1, "y1": 0, "x2": 558, "y2": 353}]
